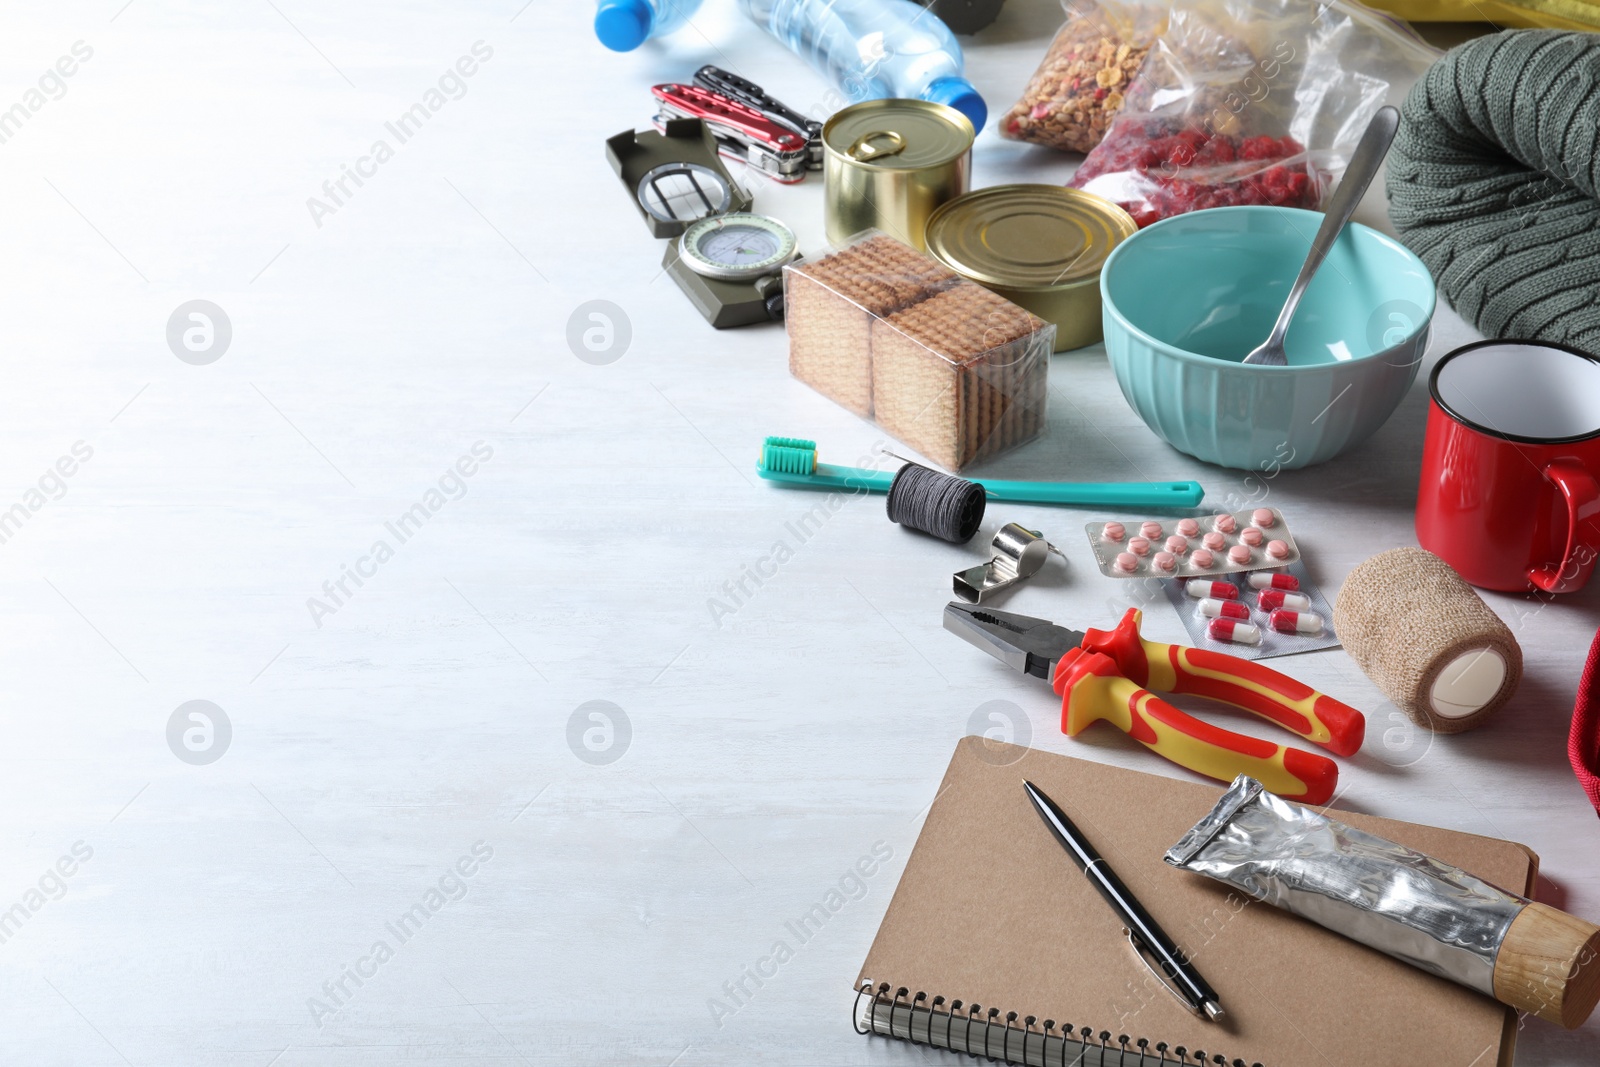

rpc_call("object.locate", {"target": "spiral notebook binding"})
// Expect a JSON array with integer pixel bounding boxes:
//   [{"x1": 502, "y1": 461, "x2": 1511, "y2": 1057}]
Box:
[{"x1": 854, "y1": 980, "x2": 1266, "y2": 1067}]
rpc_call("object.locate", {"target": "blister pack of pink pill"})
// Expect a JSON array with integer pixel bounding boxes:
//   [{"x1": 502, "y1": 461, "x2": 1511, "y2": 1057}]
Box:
[
  {"x1": 1160, "y1": 560, "x2": 1340, "y2": 660},
  {"x1": 1083, "y1": 508, "x2": 1299, "y2": 579}
]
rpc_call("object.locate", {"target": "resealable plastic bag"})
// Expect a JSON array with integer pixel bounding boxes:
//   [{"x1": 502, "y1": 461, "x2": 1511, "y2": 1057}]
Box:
[
  {"x1": 999, "y1": 0, "x2": 1168, "y2": 154},
  {"x1": 1068, "y1": 0, "x2": 1437, "y2": 226}
]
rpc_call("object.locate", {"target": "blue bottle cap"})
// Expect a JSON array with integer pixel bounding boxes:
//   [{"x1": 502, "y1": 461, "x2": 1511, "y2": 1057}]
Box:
[
  {"x1": 924, "y1": 76, "x2": 988, "y2": 133},
  {"x1": 595, "y1": 0, "x2": 652, "y2": 52}
]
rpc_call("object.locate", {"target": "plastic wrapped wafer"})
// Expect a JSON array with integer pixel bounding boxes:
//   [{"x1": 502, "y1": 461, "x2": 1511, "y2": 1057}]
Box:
[
  {"x1": 784, "y1": 234, "x2": 957, "y2": 417},
  {"x1": 783, "y1": 230, "x2": 1054, "y2": 471}
]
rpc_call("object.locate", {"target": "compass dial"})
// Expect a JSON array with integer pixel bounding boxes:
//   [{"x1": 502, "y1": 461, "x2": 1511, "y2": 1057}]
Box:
[{"x1": 678, "y1": 214, "x2": 798, "y2": 281}]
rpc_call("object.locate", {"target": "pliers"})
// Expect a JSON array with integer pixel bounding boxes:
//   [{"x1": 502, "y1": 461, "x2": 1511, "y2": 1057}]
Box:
[{"x1": 944, "y1": 602, "x2": 1365, "y2": 803}]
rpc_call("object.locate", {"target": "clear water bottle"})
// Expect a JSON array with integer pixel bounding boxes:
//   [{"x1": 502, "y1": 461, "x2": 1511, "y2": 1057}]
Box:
[
  {"x1": 738, "y1": 0, "x2": 987, "y2": 132},
  {"x1": 595, "y1": 0, "x2": 706, "y2": 52}
]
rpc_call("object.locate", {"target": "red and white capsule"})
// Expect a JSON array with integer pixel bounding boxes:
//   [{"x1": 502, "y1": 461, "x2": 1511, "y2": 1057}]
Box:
[
  {"x1": 1258, "y1": 589, "x2": 1312, "y2": 612},
  {"x1": 1186, "y1": 579, "x2": 1239, "y2": 600},
  {"x1": 1207, "y1": 617, "x2": 1261, "y2": 646},
  {"x1": 1269, "y1": 609, "x2": 1324, "y2": 635},
  {"x1": 1248, "y1": 572, "x2": 1300, "y2": 591},
  {"x1": 1197, "y1": 597, "x2": 1249, "y2": 620}
]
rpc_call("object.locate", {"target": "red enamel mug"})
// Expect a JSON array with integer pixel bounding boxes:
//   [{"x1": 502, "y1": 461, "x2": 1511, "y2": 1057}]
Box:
[{"x1": 1416, "y1": 340, "x2": 1600, "y2": 593}]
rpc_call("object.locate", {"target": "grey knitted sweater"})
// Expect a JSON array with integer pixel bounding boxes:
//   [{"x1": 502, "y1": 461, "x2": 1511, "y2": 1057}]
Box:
[{"x1": 1387, "y1": 29, "x2": 1600, "y2": 353}]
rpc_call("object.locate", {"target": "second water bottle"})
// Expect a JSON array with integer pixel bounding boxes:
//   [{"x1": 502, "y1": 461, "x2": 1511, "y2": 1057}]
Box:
[{"x1": 741, "y1": 0, "x2": 987, "y2": 131}]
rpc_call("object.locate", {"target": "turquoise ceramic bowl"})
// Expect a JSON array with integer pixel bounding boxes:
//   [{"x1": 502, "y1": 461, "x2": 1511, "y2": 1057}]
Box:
[{"x1": 1100, "y1": 206, "x2": 1435, "y2": 470}]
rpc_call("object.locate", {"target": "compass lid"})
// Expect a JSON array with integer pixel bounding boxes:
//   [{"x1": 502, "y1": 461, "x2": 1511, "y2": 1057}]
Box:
[{"x1": 605, "y1": 118, "x2": 752, "y2": 239}]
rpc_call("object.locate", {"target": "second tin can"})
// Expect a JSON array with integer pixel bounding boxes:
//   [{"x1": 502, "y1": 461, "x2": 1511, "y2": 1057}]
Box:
[
  {"x1": 823, "y1": 99, "x2": 973, "y2": 251},
  {"x1": 925, "y1": 185, "x2": 1135, "y2": 351}
]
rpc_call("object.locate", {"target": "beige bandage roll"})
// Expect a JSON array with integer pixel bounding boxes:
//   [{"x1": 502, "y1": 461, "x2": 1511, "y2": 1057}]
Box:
[{"x1": 1333, "y1": 547, "x2": 1523, "y2": 733}]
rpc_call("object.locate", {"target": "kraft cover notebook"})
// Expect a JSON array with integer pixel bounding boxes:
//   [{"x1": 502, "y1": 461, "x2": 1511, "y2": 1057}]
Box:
[{"x1": 854, "y1": 738, "x2": 1538, "y2": 1067}]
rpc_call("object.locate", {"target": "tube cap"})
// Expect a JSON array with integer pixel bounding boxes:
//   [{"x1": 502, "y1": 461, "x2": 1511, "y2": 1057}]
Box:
[
  {"x1": 595, "y1": 0, "x2": 652, "y2": 51},
  {"x1": 923, "y1": 76, "x2": 987, "y2": 133}
]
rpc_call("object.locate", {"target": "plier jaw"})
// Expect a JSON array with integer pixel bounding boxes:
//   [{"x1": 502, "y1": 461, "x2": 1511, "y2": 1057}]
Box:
[{"x1": 942, "y1": 602, "x2": 1086, "y2": 681}]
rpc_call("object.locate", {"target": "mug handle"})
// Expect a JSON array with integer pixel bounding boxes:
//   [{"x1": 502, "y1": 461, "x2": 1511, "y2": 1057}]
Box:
[{"x1": 1529, "y1": 461, "x2": 1600, "y2": 594}]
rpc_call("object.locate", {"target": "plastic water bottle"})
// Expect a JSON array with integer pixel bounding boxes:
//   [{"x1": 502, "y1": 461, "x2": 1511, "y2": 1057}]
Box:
[
  {"x1": 595, "y1": 0, "x2": 706, "y2": 52},
  {"x1": 738, "y1": 0, "x2": 987, "y2": 132}
]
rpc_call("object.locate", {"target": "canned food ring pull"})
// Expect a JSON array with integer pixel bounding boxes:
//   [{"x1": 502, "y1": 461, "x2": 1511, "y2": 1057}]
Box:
[{"x1": 847, "y1": 129, "x2": 906, "y2": 162}]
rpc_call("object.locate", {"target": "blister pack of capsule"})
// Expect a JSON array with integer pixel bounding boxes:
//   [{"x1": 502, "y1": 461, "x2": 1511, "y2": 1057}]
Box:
[
  {"x1": 1083, "y1": 507, "x2": 1300, "y2": 579},
  {"x1": 1160, "y1": 560, "x2": 1340, "y2": 660}
]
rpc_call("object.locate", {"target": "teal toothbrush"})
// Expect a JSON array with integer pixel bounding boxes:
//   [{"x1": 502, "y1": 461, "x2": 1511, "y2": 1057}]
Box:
[{"x1": 757, "y1": 437, "x2": 1204, "y2": 509}]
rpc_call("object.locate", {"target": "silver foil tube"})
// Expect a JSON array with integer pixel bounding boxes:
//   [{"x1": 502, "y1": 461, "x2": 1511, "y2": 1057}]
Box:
[{"x1": 1165, "y1": 776, "x2": 1527, "y2": 995}]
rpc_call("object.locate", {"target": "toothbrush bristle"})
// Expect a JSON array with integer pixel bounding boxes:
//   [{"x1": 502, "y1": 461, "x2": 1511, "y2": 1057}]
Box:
[{"x1": 760, "y1": 436, "x2": 817, "y2": 474}]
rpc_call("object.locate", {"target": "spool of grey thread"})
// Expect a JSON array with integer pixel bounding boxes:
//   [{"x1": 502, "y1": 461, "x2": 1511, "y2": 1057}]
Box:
[{"x1": 885, "y1": 462, "x2": 987, "y2": 543}]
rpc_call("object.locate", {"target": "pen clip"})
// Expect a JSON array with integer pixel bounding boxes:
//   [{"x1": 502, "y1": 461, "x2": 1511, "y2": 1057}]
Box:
[{"x1": 1122, "y1": 927, "x2": 1204, "y2": 1019}]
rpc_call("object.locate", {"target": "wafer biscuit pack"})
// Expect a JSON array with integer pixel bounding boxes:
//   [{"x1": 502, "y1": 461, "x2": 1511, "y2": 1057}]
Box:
[{"x1": 784, "y1": 231, "x2": 1054, "y2": 471}]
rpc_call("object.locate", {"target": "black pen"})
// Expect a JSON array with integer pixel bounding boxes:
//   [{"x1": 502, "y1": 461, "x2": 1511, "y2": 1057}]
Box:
[{"x1": 1023, "y1": 780, "x2": 1224, "y2": 1022}]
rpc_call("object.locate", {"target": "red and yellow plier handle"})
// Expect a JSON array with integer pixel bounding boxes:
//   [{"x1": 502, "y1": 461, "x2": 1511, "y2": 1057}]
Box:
[{"x1": 1052, "y1": 609, "x2": 1364, "y2": 803}]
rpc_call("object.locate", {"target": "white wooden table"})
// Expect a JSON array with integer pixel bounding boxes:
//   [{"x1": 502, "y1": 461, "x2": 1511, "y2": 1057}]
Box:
[{"x1": 0, "y1": 2, "x2": 1594, "y2": 1064}]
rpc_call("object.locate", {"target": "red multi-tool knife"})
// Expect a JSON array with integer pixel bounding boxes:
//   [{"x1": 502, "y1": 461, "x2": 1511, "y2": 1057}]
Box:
[{"x1": 651, "y1": 66, "x2": 822, "y2": 184}]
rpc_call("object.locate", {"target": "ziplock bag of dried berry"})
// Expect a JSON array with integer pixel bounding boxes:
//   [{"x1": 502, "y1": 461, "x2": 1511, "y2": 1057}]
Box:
[
  {"x1": 1068, "y1": 0, "x2": 1436, "y2": 227},
  {"x1": 999, "y1": 0, "x2": 1168, "y2": 154}
]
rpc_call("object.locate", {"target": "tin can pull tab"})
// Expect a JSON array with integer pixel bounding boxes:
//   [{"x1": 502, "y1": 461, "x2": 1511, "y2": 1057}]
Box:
[
  {"x1": 847, "y1": 129, "x2": 906, "y2": 162},
  {"x1": 953, "y1": 523, "x2": 1060, "y2": 603}
]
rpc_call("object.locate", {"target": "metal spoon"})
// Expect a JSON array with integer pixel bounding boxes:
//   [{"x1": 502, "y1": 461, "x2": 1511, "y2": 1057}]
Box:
[{"x1": 1241, "y1": 106, "x2": 1401, "y2": 367}]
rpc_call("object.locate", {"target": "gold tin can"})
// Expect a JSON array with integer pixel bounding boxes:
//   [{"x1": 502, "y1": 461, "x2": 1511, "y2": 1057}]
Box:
[
  {"x1": 823, "y1": 99, "x2": 974, "y2": 251},
  {"x1": 924, "y1": 185, "x2": 1136, "y2": 351}
]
